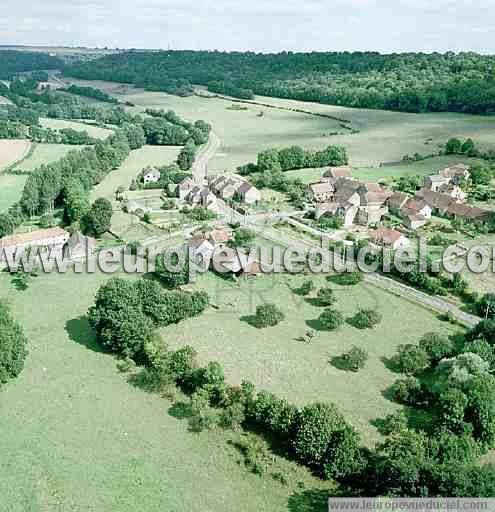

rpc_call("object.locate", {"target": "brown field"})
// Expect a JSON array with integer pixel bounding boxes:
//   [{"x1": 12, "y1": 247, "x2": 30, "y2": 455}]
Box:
[{"x1": 0, "y1": 139, "x2": 31, "y2": 171}]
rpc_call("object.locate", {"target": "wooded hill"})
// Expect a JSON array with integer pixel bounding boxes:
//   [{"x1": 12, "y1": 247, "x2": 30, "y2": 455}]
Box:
[{"x1": 65, "y1": 50, "x2": 495, "y2": 114}]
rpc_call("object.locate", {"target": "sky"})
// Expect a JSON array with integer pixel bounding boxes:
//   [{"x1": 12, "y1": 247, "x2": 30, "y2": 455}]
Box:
[{"x1": 2, "y1": 0, "x2": 495, "y2": 54}]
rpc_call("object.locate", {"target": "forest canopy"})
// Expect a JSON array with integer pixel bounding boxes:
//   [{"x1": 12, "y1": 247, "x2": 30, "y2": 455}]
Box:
[
  {"x1": 65, "y1": 50, "x2": 495, "y2": 114},
  {"x1": 0, "y1": 50, "x2": 63, "y2": 79}
]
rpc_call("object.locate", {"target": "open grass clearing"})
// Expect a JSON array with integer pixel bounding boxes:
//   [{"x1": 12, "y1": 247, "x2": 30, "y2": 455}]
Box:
[
  {"x1": 163, "y1": 271, "x2": 460, "y2": 446},
  {"x1": 0, "y1": 269, "x2": 326, "y2": 512},
  {"x1": 0, "y1": 139, "x2": 31, "y2": 171},
  {"x1": 284, "y1": 155, "x2": 485, "y2": 185},
  {"x1": 63, "y1": 78, "x2": 495, "y2": 172},
  {"x1": 0, "y1": 173, "x2": 27, "y2": 211},
  {"x1": 90, "y1": 145, "x2": 181, "y2": 202},
  {"x1": 11, "y1": 143, "x2": 80, "y2": 173},
  {"x1": 40, "y1": 117, "x2": 112, "y2": 140}
]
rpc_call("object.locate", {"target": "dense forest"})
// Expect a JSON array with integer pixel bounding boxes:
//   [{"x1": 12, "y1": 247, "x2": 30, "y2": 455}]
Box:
[
  {"x1": 0, "y1": 50, "x2": 63, "y2": 79},
  {"x1": 64, "y1": 50, "x2": 495, "y2": 114}
]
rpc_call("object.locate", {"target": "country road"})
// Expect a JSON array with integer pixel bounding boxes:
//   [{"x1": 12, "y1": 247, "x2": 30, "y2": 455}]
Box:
[
  {"x1": 248, "y1": 220, "x2": 481, "y2": 327},
  {"x1": 192, "y1": 130, "x2": 221, "y2": 180}
]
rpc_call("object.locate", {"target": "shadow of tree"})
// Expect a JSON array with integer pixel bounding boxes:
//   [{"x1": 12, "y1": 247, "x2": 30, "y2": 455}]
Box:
[
  {"x1": 329, "y1": 355, "x2": 354, "y2": 372},
  {"x1": 305, "y1": 318, "x2": 326, "y2": 331},
  {"x1": 287, "y1": 488, "x2": 330, "y2": 512},
  {"x1": 345, "y1": 315, "x2": 365, "y2": 329},
  {"x1": 380, "y1": 355, "x2": 400, "y2": 373},
  {"x1": 305, "y1": 297, "x2": 326, "y2": 307},
  {"x1": 65, "y1": 316, "x2": 105, "y2": 353},
  {"x1": 240, "y1": 315, "x2": 261, "y2": 328},
  {"x1": 326, "y1": 274, "x2": 361, "y2": 286},
  {"x1": 168, "y1": 401, "x2": 193, "y2": 420}
]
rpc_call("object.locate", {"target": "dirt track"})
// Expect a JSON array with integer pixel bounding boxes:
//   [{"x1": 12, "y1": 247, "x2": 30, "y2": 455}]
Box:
[{"x1": 0, "y1": 139, "x2": 31, "y2": 172}]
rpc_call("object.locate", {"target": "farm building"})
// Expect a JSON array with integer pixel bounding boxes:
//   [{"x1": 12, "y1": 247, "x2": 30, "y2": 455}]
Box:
[
  {"x1": 0, "y1": 227, "x2": 70, "y2": 262},
  {"x1": 369, "y1": 228, "x2": 410, "y2": 250},
  {"x1": 64, "y1": 231, "x2": 97, "y2": 261}
]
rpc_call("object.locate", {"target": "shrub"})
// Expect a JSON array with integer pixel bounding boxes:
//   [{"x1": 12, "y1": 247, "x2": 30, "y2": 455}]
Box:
[
  {"x1": 250, "y1": 390, "x2": 298, "y2": 439},
  {"x1": 342, "y1": 346, "x2": 368, "y2": 371},
  {"x1": 380, "y1": 411, "x2": 408, "y2": 435},
  {"x1": 255, "y1": 303, "x2": 285, "y2": 328},
  {"x1": 0, "y1": 302, "x2": 28, "y2": 385},
  {"x1": 82, "y1": 197, "x2": 113, "y2": 236},
  {"x1": 316, "y1": 287, "x2": 336, "y2": 307},
  {"x1": 439, "y1": 388, "x2": 469, "y2": 433},
  {"x1": 476, "y1": 293, "x2": 495, "y2": 319},
  {"x1": 332, "y1": 271, "x2": 363, "y2": 285},
  {"x1": 390, "y1": 377, "x2": 423, "y2": 405},
  {"x1": 394, "y1": 344, "x2": 430, "y2": 374},
  {"x1": 323, "y1": 424, "x2": 364, "y2": 480},
  {"x1": 318, "y1": 308, "x2": 344, "y2": 330},
  {"x1": 350, "y1": 309, "x2": 382, "y2": 329},
  {"x1": 297, "y1": 280, "x2": 314, "y2": 296},
  {"x1": 292, "y1": 402, "x2": 345, "y2": 467},
  {"x1": 418, "y1": 332, "x2": 455, "y2": 362}
]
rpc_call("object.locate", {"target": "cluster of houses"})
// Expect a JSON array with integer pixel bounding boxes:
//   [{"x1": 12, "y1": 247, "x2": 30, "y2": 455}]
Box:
[
  {"x1": 308, "y1": 163, "x2": 493, "y2": 233},
  {"x1": 0, "y1": 227, "x2": 96, "y2": 265},
  {"x1": 187, "y1": 227, "x2": 262, "y2": 278},
  {"x1": 309, "y1": 167, "x2": 391, "y2": 227},
  {"x1": 177, "y1": 174, "x2": 261, "y2": 209}
]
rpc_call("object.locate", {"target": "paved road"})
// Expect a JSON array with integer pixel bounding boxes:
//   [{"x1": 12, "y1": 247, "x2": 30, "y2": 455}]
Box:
[
  {"x1": 249, "y1": 220, "x2": 481, "y2": 328},
  {"x1": 192, "y1": 130, "x2": 221, "y2": 180}
]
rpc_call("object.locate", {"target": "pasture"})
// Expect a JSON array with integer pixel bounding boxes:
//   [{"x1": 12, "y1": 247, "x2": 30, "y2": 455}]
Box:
[
  {"x1": 0, "y1": 139, "x2": 31, "y2": 211},
  {"x1": 0, "y1": 142, "x2": 81, "y2": 212},
  {"x1": 284, "y1": 155, "x2": 484, "y2": 185},
  {"x1": 11, "y1": 142, "x2": 78, "y2": 173},
  {"x1": 163, "y1": 272, "x2": 459, "y2": 446},
  {"x1": 40, "y1": 117, "x2": 112, "y2": 140},
  {"x1": 90, "y1": 145, "x2": 181, "y2": 202},
  {"x1": 0, "y1": 269, "x2": 325, "y2": 512},
  {"x1": 0, "y1": 139, "x2": 31, "y2": 170},
  {"x1": 66, "y1": 78, "x2": 495, "y2": 170}
]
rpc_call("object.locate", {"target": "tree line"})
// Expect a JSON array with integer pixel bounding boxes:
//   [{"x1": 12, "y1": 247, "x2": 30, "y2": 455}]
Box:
[{"x1": 65, "y1": 50, "x2": 495, "y2": 114}]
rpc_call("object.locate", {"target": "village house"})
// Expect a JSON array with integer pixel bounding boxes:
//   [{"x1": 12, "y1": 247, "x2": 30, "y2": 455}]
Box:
[
  {"x1": 0, "y1": 227, "x2": 70, "y2": 262},
  {"x1": 187, "y1": 227, "x2": 259, "y2": 278},
  {"x1": 64, "y1": 231, "x2": 97, "y2": 261},
  {"x1": 415, "y1": 189, "x2": 492, "y2": 226},
  {"x1": 142, "y1": 166, "x2": 161, "y2": 184},
  {"x1": 179, "y1": 175, "x2": 261, "y2": 206},
  {"x1": 441, "y1": 163, "x2": 471, "y2": 181},
  {"x1": 369, "y1": 228, "x2": 410, "y2": 250},
  {"x1": 177, "y1": 177, "x2": 197, "y2": 200},
  {"x1": 387, "y1": 192, "x2": 411, "y2": 214},
  {"x1": 423, "y1": 163, "x2": 470, "y2": 201},
  {"x1": 323, "y1": 166, "x2": 353, "y2": 179},
  {"x1": 124, "y1": 200, "x2": 152, "y2": 217},
  {"x1": 312, "y1": 177, "x2": 390, "y2": 226},
  {"x1": 237, "y1": 182, "x2": 262, "y2": 204},
  {"x1": 308, "y1": 181, "x2": 335, "y2": 203}
]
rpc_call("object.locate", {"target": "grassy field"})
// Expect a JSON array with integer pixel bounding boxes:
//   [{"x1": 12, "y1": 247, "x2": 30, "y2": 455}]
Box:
[
  {"x1": 163, "y1": 272, "x2": 459, "y2": 446},
  {"x1": 0, "y1": 139, "x2": 31, "y2": 211},
  {"x1": 40, "y1": 117, "x2": 112, "y2": 140},
  {"x1": 66, "y1": 79, "x2": 495, "y2": 170},
  {"x1": 0, "y1": 174, "x2": 27, "y2": 211},
  {"x1": 0, "y1": 139, "x2": 31, "y2": 170},
  {"x1": 11, "y1": 143, "x2": 79, "y2": 173},
  {"x1": 0, "y1": 142, "x2": 83, "y2": 212},
  {"x1": 285, "y1": 155, "x2": 485, "y2": 185},
  {"x1": 90, "y1": 145, "x2": 181, "y2": 202},
  {"x1": 0, "y1": 269, "x2": 326, "y2": 512}
]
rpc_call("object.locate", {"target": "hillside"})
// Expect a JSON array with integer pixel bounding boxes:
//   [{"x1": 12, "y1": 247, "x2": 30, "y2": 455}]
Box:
[{"x1": 65, "y1": 50, "x2": 495, "y2": 114}]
